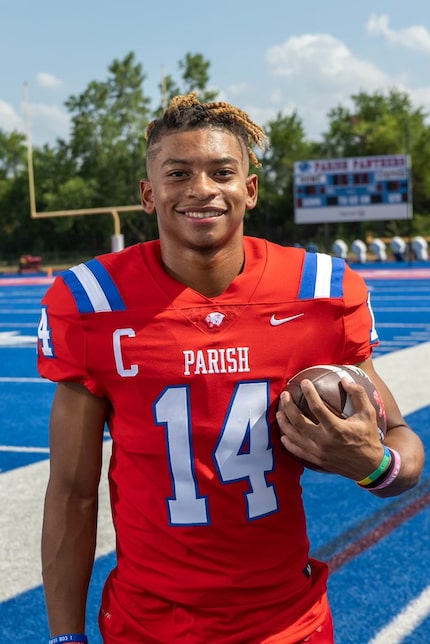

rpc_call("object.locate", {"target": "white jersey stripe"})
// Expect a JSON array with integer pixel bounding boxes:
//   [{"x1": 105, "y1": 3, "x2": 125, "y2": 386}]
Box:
[
  {"x1": 70, "y1": 263, "x2": 112, "y2": 312},
  {"x1": 314, "y1": 253, "x2": 333, "y2": 298}
]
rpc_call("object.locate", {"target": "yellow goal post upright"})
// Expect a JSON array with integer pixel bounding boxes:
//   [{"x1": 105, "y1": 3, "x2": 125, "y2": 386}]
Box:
[{"x1": 23, "y1": 82, "x2": 143, "y2": 256}]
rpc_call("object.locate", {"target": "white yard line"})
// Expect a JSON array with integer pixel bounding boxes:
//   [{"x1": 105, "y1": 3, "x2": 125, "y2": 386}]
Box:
[
  {"x1": 0, "y1": 441, "x2": 114, "y2": 602},
  {"x1": 373, "y1": 341, "x2": 430, "y2": 416},
  {"x1": 368, "y1": 584, "x2": 430, "y2": 644}
]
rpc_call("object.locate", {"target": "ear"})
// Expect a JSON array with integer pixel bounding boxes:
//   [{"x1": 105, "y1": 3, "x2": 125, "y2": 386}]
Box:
[
  {"x1": 139, "y1": 179, "x2": 156, "y2": 214},
  {"x1": 245, "y1": 174, "x2": 258, "y2": 211}
]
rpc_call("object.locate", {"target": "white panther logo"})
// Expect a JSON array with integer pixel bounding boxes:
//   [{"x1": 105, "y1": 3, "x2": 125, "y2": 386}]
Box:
[{"x1": 205, "y1": 312, "x2": 225, "y2": 328}]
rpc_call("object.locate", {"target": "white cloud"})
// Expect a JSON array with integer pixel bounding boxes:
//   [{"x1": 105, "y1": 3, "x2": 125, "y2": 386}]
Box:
[
  {"x1": 366, "y1": 14, "x2": 430, "y2": 54},
  {"x1": 244, "y1": 104, "x2": 279, "y2": 130},
  {"x1": 228, "y1": 82, "x2": 248, "y2": 97},
  {"x1": 269, "y1": 88, "x2": 282, "y2": 104},
  {"x1": 264, "y1": 33, "x2": 392, "y2": 138},
  {"x1": 408, "y1": 86, "x2": 430, "y2": 124},
  {"x1": 36, "y1": 72, "x2": 64, "y2": 89},
  {"x1": 266, "y1": 34, "x2": 389, "y2": 90},
  {"x1": 0, "y1": 100, "x2": 23, "y2": 132},
  {"x1": 27, "y1": 103, "x2": 70, "y2": 146},
  {"x1": 0, "y1": 99, "x2": 70, "y2": 147}
]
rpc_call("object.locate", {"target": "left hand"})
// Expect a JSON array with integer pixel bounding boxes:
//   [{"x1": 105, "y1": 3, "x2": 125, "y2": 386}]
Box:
[{"x1": 276, "y1": 376, "x2": 384, "y2": 480}]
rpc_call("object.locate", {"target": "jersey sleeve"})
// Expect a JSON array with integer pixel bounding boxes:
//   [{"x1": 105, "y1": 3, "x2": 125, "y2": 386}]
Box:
[
  {"x1": 341, "y1": 263, "x2": 379, "y2": 363},
  {"x1": 37, "y1": 275, "x2": 104, "y2": 396}
]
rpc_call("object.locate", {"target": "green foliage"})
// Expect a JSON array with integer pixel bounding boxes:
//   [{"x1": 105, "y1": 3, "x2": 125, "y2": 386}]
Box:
[
  {"x1": 249, "y1": 111, "x2": 314, "y2": 243},
  {"x1": 0, "y1": 130, "x2": 27, "y2": 179},
  {"x1": 156, "y1": 52, "x2": 218, "y2": 115},
  {"x1": 0, "y1": 56, "x2": 429, "y2": 264}
]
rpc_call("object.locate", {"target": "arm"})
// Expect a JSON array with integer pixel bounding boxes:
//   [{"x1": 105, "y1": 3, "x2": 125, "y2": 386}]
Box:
[
  {"x1": 353, "y1": 356, "x2": 424, "y2": 497},
  {"x1": 42, "y1": 382, "x2": 109, "y2": 636},
  {"x1": 277, "y1": 356, "x2": 424, "y2": 498}
]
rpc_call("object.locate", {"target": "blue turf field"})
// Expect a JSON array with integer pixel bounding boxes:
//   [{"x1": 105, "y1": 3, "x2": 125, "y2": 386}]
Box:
[{"x1": 0, "y1": 264, "x2": 429, "y2": 643}]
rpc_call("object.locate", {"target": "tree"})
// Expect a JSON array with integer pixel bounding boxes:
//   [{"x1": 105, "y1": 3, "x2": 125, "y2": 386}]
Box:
[
  {"x1": 157, "y1": 53, "x2": 218, "y2": 113},
  {"x1": 0, "y1": 130, "x2": 31, "y2": 258},
  {"x1": 65, "y1": 52, "x2": 151, "y2": 204},
  {"x1": 50, "y1": 52, "x2": 152, "y2": 248},
  {"x1": 2, "y1": 57, "x2": 430, "y2": 263},
  {"x1": 0, "y1": 130, "x2": 27, "y2": 179},
  {"x1": 319, "y1": 89, "x2": 430, "y2": 241},
  {"x1": 178, "y1": 53, "x2": 217, "y2": 102},
  {"x1": 249, "y1": 111, "x2": 314, "y2": 244}
]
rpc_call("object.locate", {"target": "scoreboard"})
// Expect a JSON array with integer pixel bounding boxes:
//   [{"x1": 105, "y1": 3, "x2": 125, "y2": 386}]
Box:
[{"x1": 293, "y1": 154, "x2": 411, "y2": 224}]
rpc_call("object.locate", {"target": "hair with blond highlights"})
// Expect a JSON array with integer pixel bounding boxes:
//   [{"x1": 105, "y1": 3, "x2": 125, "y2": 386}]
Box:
[{"x1": 145, "y1": 92, "x2": 268, "y2": 168}]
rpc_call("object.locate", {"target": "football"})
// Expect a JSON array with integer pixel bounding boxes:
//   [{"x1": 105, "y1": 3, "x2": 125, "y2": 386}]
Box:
[{"x1": 283, "y1": 365, "x2": 387, "y2": 471}]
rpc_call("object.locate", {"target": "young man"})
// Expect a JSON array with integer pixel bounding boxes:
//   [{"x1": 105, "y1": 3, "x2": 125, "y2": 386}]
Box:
[{"x1": 38, "y1": 93, "x2": 424, "y2": 644}]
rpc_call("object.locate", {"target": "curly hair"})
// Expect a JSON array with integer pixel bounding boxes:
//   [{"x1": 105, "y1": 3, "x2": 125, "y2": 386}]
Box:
[{"x1": 145, "y1": 92, "x2": 268, "y2": 168}]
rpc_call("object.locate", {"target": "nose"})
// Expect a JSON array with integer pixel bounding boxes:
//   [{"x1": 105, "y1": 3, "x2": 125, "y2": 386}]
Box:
[{"x1": 187, "y1": 173, "x2": 218, "y2": 199}]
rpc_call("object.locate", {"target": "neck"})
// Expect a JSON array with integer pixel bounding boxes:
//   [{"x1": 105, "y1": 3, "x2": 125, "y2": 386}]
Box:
[{"x1": 160, "y1": 244, "x2": 244, "y2": 298}]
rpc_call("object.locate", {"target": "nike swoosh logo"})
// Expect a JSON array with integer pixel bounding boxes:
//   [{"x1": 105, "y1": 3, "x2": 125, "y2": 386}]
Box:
[{"x1": 270, "y1": 313, "x2": 304, "y2": 326}]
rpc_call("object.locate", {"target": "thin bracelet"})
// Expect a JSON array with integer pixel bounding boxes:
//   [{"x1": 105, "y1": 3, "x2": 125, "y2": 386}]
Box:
[
  {"x1": 49, "y1": 635, "x2": 88, "y2": 644},
  {"x1": 368, "y1": 448, "x2": 401, "y2": 490},
  {"x1": 356, "y1": 446, "x2": 391, "y2": 487}
]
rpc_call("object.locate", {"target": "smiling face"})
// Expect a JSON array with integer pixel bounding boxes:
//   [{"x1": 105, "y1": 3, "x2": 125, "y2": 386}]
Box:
[{"x1": 140, "y1": 127, "x2": 258, "y2": 262}]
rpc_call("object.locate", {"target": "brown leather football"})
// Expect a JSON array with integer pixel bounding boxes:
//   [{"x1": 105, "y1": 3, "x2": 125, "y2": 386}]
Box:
[{"x1": 284, "y1": 364, "x2": 387, "y2": 471}]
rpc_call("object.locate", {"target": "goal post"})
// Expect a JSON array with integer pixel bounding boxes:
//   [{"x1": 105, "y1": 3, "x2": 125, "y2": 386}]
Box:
[{"x1": 24, "y1": 82, "x2": 143, "y2": 253}]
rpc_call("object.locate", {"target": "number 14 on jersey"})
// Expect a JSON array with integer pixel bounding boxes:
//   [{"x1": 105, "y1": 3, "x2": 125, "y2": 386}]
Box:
[{"x1": 154, "y1": 381, "x2": 278, "y2": 526}]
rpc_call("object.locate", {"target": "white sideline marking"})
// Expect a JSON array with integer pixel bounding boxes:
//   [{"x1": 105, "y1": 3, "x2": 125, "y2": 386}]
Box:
[
  {"x1": 368, "y1": 584, "x2": 430, "y2": 643},
  {"x1": 0, "y1": 441, "x2": 114, "y2": 602},
  {"x1": 363, "y1": 341, "x2": 430, "y2": 641},
  {"x1": 0, "y1": 445, "x2": 49, "y2": 453},
  {"x1": 373, "y1": 341, "x2": 430, "y2": 416},
  {"x1": 0, "y1": 377, "x2": 49, "y2": 383},
  {"x1": 0, "y1": 331, "x2": 37, "y2": 345}
]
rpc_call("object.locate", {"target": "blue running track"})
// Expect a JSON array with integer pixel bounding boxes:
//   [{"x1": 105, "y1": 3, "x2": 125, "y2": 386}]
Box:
[{"x1": 1, "y1": 263, "x2": 429, "y2": 643}]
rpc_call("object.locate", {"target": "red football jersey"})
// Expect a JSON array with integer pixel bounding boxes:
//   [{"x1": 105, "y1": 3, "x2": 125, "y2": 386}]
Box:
[{"x1": 37, "y1": 237, "x2": 378, "y2": 640}]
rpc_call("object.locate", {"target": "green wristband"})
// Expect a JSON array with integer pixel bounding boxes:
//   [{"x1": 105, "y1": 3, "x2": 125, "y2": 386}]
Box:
[{"x1": 356, "y1": 446, "x2": 391, "y2": 486}]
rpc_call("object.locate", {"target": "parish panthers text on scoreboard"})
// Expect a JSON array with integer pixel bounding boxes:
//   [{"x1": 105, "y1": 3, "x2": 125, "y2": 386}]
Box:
[{"x1": 293, "y1": 154, "x2": 411, "y2": 224}]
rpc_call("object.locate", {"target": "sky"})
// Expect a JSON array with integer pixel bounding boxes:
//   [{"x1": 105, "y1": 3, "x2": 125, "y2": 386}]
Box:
[{"x1": 1, "y1": 0, "x2": 429, "y2": 147}]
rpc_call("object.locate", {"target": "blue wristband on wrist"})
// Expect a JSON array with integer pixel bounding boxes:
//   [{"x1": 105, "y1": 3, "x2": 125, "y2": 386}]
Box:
[{"x1": 48, "y1": 635, "x2": 88, "y2": 644}]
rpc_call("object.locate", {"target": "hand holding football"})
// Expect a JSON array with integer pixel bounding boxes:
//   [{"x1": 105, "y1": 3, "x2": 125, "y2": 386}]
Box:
[{"x1": 281, "y1": 364, "x2": 387, "y2": 472}]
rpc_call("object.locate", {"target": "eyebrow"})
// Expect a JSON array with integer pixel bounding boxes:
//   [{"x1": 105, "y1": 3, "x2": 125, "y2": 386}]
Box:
[{"x1": 161, "y1": 156, "x2": 240, "y2": 168}]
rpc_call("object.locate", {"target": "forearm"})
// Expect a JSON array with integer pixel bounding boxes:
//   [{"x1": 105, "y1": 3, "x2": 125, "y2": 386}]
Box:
[
  {"x1": 42, "y1": 484, "x2": 98, "y2": 635},
  {"x1": 370, "y1": 425, "x2": 424, "y2": 498}
]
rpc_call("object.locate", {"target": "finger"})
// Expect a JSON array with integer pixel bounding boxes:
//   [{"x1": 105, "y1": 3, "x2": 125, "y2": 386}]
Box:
[
  {"x1": 340, "y1": 377, "x2": 376, "y2": 419},
  {"x1": 278, "y1": 389, "x2": 319, "y2": 429},
  {"x1": 299, "y1": 379, "x2": 341, "y2": 425}
]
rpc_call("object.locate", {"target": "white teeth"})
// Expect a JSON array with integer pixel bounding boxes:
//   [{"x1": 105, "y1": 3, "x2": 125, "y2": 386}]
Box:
[{"x1": 184, "y1": 211, "x2": 222, "y2": 219}]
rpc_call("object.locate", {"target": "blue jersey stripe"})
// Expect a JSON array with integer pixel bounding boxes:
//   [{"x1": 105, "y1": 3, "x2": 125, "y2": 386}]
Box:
[
  {"x1": 61, "y1": 259, "x2": 125, "y2": 314},
  {"x1": 298, "y1": 252, "x2": 345, "y2": 299},
  {"x1": 298, "y1": 252, "x2": 318, "y2": 299},
  {"x1": 85, "y1": 259, "x2": 126, "y2": 311},
  {"x1": 61, "y1": 269, "x2": 95, "y2": 313},
  {"x1": 329, "y1": 256, "x2": 345, "y2": 297}
]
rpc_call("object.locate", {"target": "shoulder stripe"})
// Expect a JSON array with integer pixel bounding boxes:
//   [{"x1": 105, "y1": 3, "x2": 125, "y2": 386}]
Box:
[
  {"x1": 61, "y1": 259, "x2": 125, "y2": 313},
  {"x1": 60, "y1": 269, "x2": 94, "y2": 313},
  {"x1": 298, "y1": 252, "x2": 345, "y2": 299},
  {"x1": 313, "y1": 253, "x2": 333, "y2": 298},
  {"x1": 84, "y1": 259, "x2": 126, "y2": 310},
  {"x1": 328, "y1": 255, "x2": 345, "y2": 297},
  {"x1": 298, "y1": 252, "x2": 317, "y2": 299}
]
